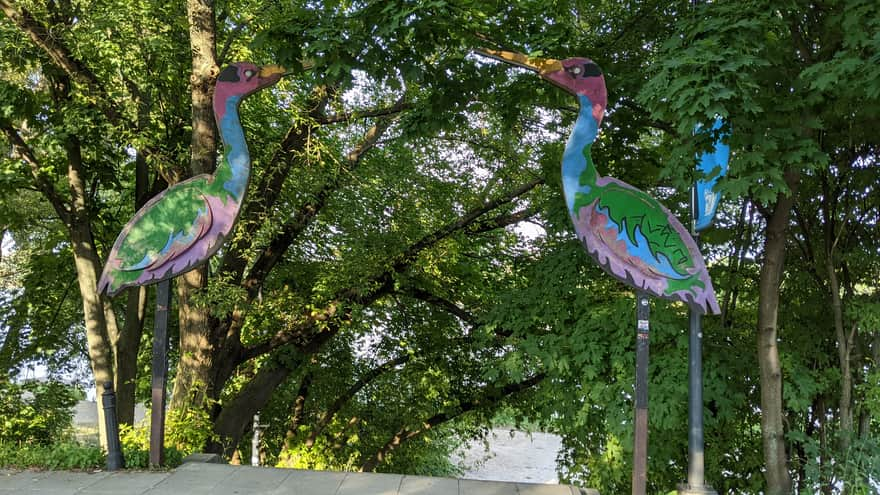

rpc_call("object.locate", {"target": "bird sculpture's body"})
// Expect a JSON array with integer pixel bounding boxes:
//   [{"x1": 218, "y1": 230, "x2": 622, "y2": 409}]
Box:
[
  {"x1": 477, "y1": 49, "x2": 720, "y2": 314},
  {"x1": 98, "y1": 62, "x2": 284, "y2": 297}
]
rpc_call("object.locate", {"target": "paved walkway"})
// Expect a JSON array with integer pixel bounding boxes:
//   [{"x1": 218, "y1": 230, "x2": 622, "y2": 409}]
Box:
[{"x1": 0, "y1": 461, "x2": 598, "y2": 495}]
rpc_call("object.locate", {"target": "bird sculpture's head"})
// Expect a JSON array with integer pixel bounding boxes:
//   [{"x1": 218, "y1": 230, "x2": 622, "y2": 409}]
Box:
[
  {"x1": 215, "y1": 62, "x2": 285, "y2": 100},
  {"x1": 474, "y1": 49, "x2": 607, "y2": 126}
]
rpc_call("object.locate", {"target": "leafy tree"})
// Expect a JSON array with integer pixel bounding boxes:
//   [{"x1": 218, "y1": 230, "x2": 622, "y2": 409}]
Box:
[
  {"x1": 640, "y1": 0, "x2": 880, "y2": 492},
  {"x1": 1, "y1": 0, "x2": 878, "y2": 493}
]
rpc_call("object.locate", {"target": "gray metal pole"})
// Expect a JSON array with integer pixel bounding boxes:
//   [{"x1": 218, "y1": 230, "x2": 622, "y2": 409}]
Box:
[
  {"x1": 688, "y1": 306, "x2": 706, "y2": 487},
  {"x1": 150, "y1": 279, "x2": 171, "y2": 467},
  {"x1": 679, "y1": 187, "x2": 717, "y2": 495},
  {"x1": 632, "y1": 292, "x2": 650, "y2": 495},
  {"x1": 102, "y1": 381, "x2": 125, "y2": 470}
]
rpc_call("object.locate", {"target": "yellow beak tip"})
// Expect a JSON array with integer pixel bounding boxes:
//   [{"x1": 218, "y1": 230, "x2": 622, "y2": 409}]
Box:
[
  {"x1": 260, "y1": 65, "x2": 286, "y2": 78},
  {"x1": 474, "y1": 48, "x2": 562, "y2": 74}
]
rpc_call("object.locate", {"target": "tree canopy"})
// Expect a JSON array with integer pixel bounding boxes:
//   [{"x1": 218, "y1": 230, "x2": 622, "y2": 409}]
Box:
[{"x1": 1, "y1": 0, "x2": 878, "y2": 493}]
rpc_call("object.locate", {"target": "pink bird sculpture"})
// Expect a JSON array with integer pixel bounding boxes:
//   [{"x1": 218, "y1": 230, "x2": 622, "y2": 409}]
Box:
[
  {"x1": 476, "y1": 49, "x2": 720, "y2": 314},
  {"x1": 98, "y1": 62, "x2": 284, "y2": 296}
]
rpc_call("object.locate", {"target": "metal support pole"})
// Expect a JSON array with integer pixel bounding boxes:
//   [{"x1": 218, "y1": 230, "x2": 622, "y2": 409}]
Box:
[
  {"x1": 632, "y1": 291, "x2": 650, "y2": 495},
  {"x1": 150, "y1": 279, "x2": 171, "y2": 468},
  {"x1": 102, "y1": 381, "x2": 125, "y2": 471},
  {"x1": 679, "y1": 192, "x2": 717, "y2": 495},
  {"x1": 688, "y1": 309, "x2": 706, "y2": 486},
  {"x1": 251, "y1": 413, "x2": 261, "y2": 466}
]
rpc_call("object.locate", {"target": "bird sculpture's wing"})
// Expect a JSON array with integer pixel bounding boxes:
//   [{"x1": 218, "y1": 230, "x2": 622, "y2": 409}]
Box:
[
  {"x1": 571, "y1": 178, "x2": 720, "y2": 314},
  {"x1": 98, "y1": 176, "x2": 216, "y2": 296}
]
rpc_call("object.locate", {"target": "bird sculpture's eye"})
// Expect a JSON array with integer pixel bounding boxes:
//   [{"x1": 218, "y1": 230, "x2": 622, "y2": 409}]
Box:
[
  {"x1": 571, "y1": 66, "x2": 582, "y2": 75},
  {"x1": 244, "y1": 69, "x2": 255, "y2": 79},
  {"x1": 582, "y1": 63, "x2": 603, "y2": 77}
]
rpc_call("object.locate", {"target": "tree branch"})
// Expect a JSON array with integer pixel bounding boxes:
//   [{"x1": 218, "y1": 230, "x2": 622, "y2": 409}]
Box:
[
  {"x1": 616, "y1": 97, "x2": 677, "y2": 135},
  {"x1": 316, "y1": 99, "x2": 412, "y2": 125},
  {"x1": 359, "y1": 372, "x2": 546, "y2": 472},
  {"x1": 791, "y1": 204, "x2": 825, "y2": 288},
  {"x1": 402, "y1": 286, "x2": 514, "y2": 339},
  {"x1": 382, "y1": 178, "x2": 543, "y2": 278},
  {"x1": 242, "y1": 177, "x2": 542, "y2": 360},
  {"x1": 405, "y1": 287, "x2": 477, "y2": 325},
  {"x1": 239, "y1": 107, "x2": 402, "y2": 297},
  {"x1": 218, "y1": 86, "x2": 335, "y2": 283},
  {"x1": 345, "y1": 97, "x2": 405, "y2": 166},
  {"x1": 305, "y1": 354, "x2": 411, "y2": 447},
  {"x1": 466, "y1": 207, "x2": 540, "y2": 235},
  {"x1": 0, "y1": 0, "x2": 120, "y2": 124},
  {"x1": 0, "y1": 121, "x2": 71, "y2": 224},
  {"x1": 283, "y1": 371, "x2": 313, "y2": 450},
  {"x1": 210, "y1": 363, "x2": 296, "y2": 455}
]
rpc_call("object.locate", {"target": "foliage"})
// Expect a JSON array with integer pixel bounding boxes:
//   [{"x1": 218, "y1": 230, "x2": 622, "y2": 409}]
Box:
[
  {"x1": 0, "y1": 441, "x2": 104, "y2": 470},
  {"x1": 0, "y1": 0, "x2": 878, "y2": 493},
  {"x1": 788, "y1": 431, "x2": 880, "y2": 495},
  {"x1": 118, "y1": 406, "x2": 213, "y2": 467},
  {"x1": 120, "y1": 443, "x2": 183, "y2": 470},
  {"x1": 0, "y1": 380, "x2": 78, "y2": 445}
]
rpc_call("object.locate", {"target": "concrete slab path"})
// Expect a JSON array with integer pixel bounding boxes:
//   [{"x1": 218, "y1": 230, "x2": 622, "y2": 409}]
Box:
[{"x1": 0, "y1": 461, "x2": 599, "y2": 495}]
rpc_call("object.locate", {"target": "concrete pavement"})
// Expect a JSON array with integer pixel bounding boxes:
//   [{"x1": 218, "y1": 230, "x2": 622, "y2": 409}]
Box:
[{"x1": 0, "y1": 460, "x2": 599, "y2": 495}]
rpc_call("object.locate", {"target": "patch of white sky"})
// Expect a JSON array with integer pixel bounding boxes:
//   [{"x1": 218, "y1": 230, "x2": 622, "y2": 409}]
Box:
[{"x1": 0, "y1": 230, "x2": 12, "y2": 258}]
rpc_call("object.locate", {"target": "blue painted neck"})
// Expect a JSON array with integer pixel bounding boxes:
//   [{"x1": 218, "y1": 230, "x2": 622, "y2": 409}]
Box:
[
  {"x1": 561, "y1": 94, "x2": 600, "y2": 212},
  {"x1": 217, "y1": 95, "x2": 250, "y2": 200}
]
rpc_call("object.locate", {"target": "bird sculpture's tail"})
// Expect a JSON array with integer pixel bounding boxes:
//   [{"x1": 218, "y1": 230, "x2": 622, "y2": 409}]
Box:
[
  {"x1": 97, "y1": 270, "x2": 113, "y2": 296},
  {"x1": 671, "y1": 270, "x2": 720, "y2": 316}
]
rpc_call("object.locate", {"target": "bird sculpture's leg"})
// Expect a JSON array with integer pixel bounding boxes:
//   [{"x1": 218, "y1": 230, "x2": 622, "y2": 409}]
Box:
[
  {"x1": 150, "y1": 279, "x2": 171, "y2": 467},
  {"x1": 633, "y1": 292, "x2": 650, "y2": 495}
]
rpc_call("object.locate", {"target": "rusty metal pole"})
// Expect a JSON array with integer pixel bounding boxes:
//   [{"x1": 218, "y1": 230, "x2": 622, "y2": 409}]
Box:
[
  {"x1": 632, "y1": 292, "x2": 650, "y2": 495},
  {"x1": 150, "y1": 279, "x2": 170, "y2": 467}
]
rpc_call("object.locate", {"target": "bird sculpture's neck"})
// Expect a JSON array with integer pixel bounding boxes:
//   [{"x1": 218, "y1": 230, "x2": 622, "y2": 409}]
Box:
[
  {"x1": 213, "y1": 93, "x2": 251, "y2": 203},
  {"x1": 561, "y1": 94, "x2": 601, "y2": 213}
]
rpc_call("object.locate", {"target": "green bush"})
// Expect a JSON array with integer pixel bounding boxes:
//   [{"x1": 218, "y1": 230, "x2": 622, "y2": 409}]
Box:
[
  {"x1": 0, "y1": 442, "x2": 104, "y2": 470},
  {"x1": 121, "y1": 443, "x2": 183, "y2": 469},
  {"x1": 0, "y1": 379, "x2": 78, "y2": 445},
  {"x1": 118, "y1": 406, "x2": 215, "y2": 468}
]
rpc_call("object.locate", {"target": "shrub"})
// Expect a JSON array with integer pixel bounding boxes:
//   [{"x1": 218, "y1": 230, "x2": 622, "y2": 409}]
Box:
[
  {"x1": 118, "y1": 406, "x2": 214, "y2": 468},
  {"x1": 0, "y1": 442, "x2": 104, "y2": 470},
  {"x1": 0, "y1": 379, "x2": 78, "y2": 445},
  {"x1": 120, "y1": 443, "x2": 184, "y2": 469}
]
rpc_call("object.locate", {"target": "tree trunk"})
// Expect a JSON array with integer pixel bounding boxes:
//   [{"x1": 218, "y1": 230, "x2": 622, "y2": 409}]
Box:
[
  {"x1": 186, "y1": 0, "x2": 218, "y2": 176},
  {"x1": 169, "y1": 0, "x2": 219, "y2": 412},
  {"x1": 283, "y1": 372, "x2": 312, "y2": 451},
  {"x1": 112, "y1": 287, "x2": 146, "y2": 426},
  {"x1": 170, "y1": 267, "x2": 216, "y2": 409},
  {"x1": 819, "y1": 171, "x2": 854, "y2": 454},
  {"x1": 756, "y1": 172, "x2": 798, "y2": 495},
  {"x1": 861, "y1": 332, "x2": 880, "y2": 439},
  {"x1": 110, "y1": 74, "x2": 154, "y2": 427},
  {"x1": 210, "y1": 364, "x2": 295, "y2": 455},
  {"x1": 826, "y1": 256, "x2": 853, "y2": 449},
  {"x1": 66, "y1": 135, "x2": 114, "y2": 450}
]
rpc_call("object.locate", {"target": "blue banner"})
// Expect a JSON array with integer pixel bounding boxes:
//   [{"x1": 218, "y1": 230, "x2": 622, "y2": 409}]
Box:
[{"x1": 694, "y1": 118, "x2": 730, "y2": 232}]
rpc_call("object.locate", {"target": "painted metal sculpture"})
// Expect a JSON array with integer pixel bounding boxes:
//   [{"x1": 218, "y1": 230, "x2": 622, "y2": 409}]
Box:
[
  {"x1": 475, "y1": 49, "x2": 720, "y2": 315},
  {"x1": 694, "y1": 118, "x2": 730, "y2": 232},
  {"x1": 98, "y1": 63, "x2": 284, "y2": 296}
]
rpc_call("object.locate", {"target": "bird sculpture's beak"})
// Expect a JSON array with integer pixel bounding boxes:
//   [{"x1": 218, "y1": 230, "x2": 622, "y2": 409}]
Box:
[
  {"x1": 259, "y1": 65, "x2": 286, "y2": 78},
  {"x1": 473, "y1": 48, "x2": 563, "y2": 75}
]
